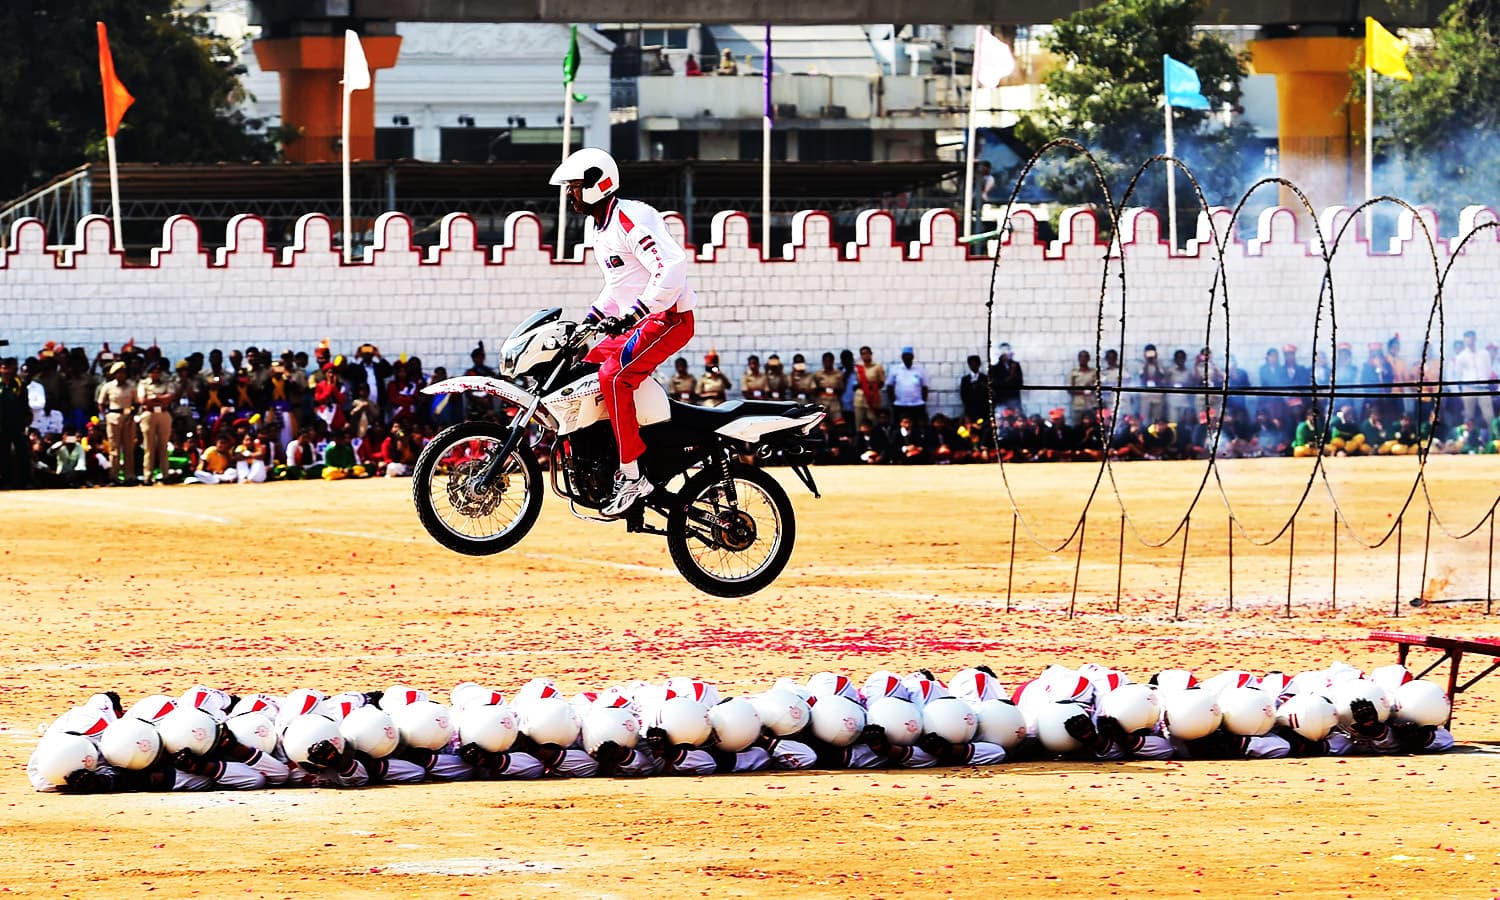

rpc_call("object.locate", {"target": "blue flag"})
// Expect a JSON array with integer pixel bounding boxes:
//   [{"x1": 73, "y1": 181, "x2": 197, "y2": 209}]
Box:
[{"x1": 1163, "y1": 54, "x2": 1210, "y2": 109}]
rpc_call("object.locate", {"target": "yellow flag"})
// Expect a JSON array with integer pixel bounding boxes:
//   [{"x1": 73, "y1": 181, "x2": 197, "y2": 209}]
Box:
[{"x1": 1366, "y1": 17, "x2": 1412, "y2": 81}]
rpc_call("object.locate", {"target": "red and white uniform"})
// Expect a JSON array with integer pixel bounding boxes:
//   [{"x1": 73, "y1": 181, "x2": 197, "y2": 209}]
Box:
[{"x1": 583, "y1": 197, "x2": 697, "y2": 465}]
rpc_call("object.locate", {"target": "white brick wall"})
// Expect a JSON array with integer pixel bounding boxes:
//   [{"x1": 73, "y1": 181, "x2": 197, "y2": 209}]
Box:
[{"x1": 2, "y1": 203, "x2": 1497, "y2": 417}]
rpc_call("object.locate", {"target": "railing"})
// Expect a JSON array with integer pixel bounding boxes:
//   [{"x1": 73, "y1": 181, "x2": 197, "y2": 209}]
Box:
[{"x1": 0, "y1": 167, "x2": 91, "y2": 246}]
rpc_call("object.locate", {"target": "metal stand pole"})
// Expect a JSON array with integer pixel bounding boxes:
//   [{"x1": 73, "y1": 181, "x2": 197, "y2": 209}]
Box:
[
  {"x1": 1418, "y1": 509, "x2": 1433, "y2": 606},
  {"x1": 1488, "y1": 511, "x2": 1495, "y2": 616},
  {"x1": 1005, "y1": 513, "x2": 1017, "y2": 614},
  {"x1": 1285, "y1": 516, "x2": 1296, "y2": 618},
  {"x1": 1331, "y1": 513, "x2": 1339, "y2": 612},
  {"x1": 1068, "y1": 515, "x2": 1087, "y2": 620},
  {"x1": 1394, "y1": 516, "x2": 1404, "y2": 618},
  {"x1": 1226, "y1": 516, "x2": 1234, "y2": 612},
  {"x1": 1115, "y1": 513, "x2": 1126, "y2": 614},
  {"x1": 1173, "y1": 518, "x2": 1190, "y2": 620}
]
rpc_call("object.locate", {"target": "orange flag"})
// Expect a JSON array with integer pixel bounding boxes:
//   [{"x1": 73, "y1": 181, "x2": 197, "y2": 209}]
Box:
[{"x1": 96, "y1": 22, "x2": 134, "y2": 137}]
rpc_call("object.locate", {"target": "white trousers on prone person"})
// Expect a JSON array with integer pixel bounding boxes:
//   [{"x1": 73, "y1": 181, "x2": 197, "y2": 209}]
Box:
[{"x1": 172, "y1": 761, "x2": 267, "y2": 791}]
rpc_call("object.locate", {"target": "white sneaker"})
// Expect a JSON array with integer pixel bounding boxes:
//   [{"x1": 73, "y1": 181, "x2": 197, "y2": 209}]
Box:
[{"x1": 602, "y1": 473, "x2": 654, "y2": 517}]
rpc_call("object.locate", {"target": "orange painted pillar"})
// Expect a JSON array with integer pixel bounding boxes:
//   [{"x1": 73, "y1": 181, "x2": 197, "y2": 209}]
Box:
[
  {"x1": 1248, "y1": 36, "x2": 1363, "y2": 210},
  {"x1": 254, "y1": 35, "x2": 403, "y2": 163}
]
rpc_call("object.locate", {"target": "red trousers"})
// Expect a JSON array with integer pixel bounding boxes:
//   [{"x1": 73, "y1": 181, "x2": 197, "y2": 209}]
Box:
[{"x1": 585, "y1": 308, "x2": 694, "y2": 464}]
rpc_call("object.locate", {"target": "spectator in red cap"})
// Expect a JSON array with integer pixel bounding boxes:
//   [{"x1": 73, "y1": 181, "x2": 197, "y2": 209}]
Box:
[{"x1": 696, "y1": 353, "x2": 731, "y2": 407}]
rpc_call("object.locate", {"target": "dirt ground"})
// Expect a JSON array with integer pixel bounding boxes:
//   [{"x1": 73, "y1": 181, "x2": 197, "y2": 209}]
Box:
[{"x1": 2, "y1": 460, "x2": 1498, "y2": 899}]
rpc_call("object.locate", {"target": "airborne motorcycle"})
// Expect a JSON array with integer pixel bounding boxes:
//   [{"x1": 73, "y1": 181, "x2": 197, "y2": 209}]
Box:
[{"x1": 412, "y1": 308, "x2": 825, "y2": 597}]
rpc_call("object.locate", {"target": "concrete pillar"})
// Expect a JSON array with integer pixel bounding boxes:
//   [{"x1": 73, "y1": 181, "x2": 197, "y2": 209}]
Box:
[
  {"x1": 1249, "y1": 35, "x2": 1363, "y2": 210},
  {"x1": 253, "y1": 35, "x2": 403, "y2": 163}
]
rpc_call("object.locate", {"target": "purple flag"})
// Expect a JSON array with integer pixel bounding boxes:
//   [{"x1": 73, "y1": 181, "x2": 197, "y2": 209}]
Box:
[{"x1": 763, "y1": 22, "x2": 773, "y2": 124}]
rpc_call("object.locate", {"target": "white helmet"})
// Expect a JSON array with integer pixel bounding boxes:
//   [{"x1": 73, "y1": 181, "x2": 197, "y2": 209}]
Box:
[
  {"x1": 974, "y1": 699, "x2": 1028, "y2": 749},
  {"x1": 451, "y1": 683, "x2": 506, "y2": 710},
  {"x1": 1079, "y1": 663, "x2": 1130, "y2": 695},
  {"x1": 1099, "y1": 683, "x2": 1162, "y2": 733},
  {"x1": 319, "y1": 693, "x2": 367, "y2": 722},
  {"x1": 32, "y1": 733, "x2": 99, "y2": 786},
  {"x1": 809, "y1": 694, "x2": 866, "y2": 747},
  {"x1": 277, "y1": 689, "x2": 326, "y2": 730},
  {"x1": 99, "y1": 718, "x2": 162, "y2": 770},
  {"x1": 126, "y1": 694, "x2": 179, "y2": 724},
  {"x1": 922, "y1": 697, "x2": 979, "y2": 743},
  {"x1": 1259, "y1": 672, "x2": 1294, "y2": 699},
  {"x1": 456, "y1": 702, "x2": 521, "y2": 753},
  {"x1": 863, "y1": 670, "x2": 914, "y2": 703},
  {"x1": 1163, "y1": 688, "x2": 1223, "y2": 740},
  {"x1": 1275, "y1": 692, "x2": 1338, "y2": 741},
  {"x1": 750, "y1": 689, "x2": 811, "y2": 737},
  {"x1": 549, "y1": 147, "x2": 620, "y2": 205},
  {"x1": 231, "y1": 693, "x2": 280, "y2": 720},
  {"x1": 179, "y1": 686, "x2": 232, "y2": 720},
  {"x1": 1219, "y1": 687, "x2": 1277, "y2": 736},
  {"x1": 806, "y1": 671, "x2": 861, "y2": 702},
  {"x1": 657, "y1": 697, "x2": 714, "y2": 747},
  {"x1": 903, "y1": 674, "x2": 953, "y2": 706},
  {"x1": 709, "y1": 697, "x2": 763, "y2": 752},
  {"x1": 948, "y1": 668, "x2": 1004, "y2": 703},
  {"x1": 392, "y1": 700, "x2": 455, "y2": 751},
  {"x1": 519, "y1": 696, "x2": 581, "y2": 747},
  {"x1": 379, "y1": 684, "x2": 429, "y2": 711},
  {"x1": 1330, "y1": 679, "x2": 1392, "y2": 727},
  {"x1": 514, "y1": 677, "x2": 564, "y2": 711},
  {"x1": 1326, "y1": 661, "x2": 1365, "y2": 683},
  {"x1": 581, "y1": 706, "x2": 641, "y2": 756},
  {"x1": 866, "y1": 696, "x2": 924, "y2": 746},
  {"x1": 1152, "y1": 669, "x2": 1199, "y2": 694},
  {"x1": 1039, "y1": 665, "x2": 1094, "y2": 706},
  {"x1": 339, "y1": 705, "x2": 400, "y2": 757},
  {"x1": 225, "y1": 712, "x2": 279, "y2": 754},
  {"x1": 1371, "y1": 664, "x2": 1415, "y2": 697},
  {"x1": 1035, "y1": 701, "x2": 1090, "y2": 754},
  {"x1": 1391, "y1": 680, "x2": 1450, "y2": 727},
  {"x1": 665, "y1": 676, "x2": 721, "y2": 707},
  {"x1": 281, "y1": 714, "x2": 343, "y2": 766},
  {"x1": 157, "y1": 706, "x2": 219, "y2": 755}
]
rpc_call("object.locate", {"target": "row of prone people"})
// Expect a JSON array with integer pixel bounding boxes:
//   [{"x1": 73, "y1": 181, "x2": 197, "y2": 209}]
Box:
[{"x1": 27, "y1": 661, "x2": 1455, "y2": 793}]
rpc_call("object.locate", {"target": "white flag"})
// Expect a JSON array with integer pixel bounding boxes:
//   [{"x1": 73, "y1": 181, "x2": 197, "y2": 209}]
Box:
[
  {"x1": 973, "y1": 26, "x2": 1015, "y2": 89},
  {"x1": 343, "y1": 29, "x2": 371, "y2": 92}
]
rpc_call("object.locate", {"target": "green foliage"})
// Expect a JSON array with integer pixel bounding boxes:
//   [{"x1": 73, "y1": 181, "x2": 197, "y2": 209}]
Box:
[
  {"x1": 1380, "y1": 0, "x2": 1500, "y2": 213},
  {"x1": 1014, "y1": 0, "x2": 1258, "y2": 218},
  {"x1": 0, "y1": 1, "x2": 277, "y2": 203}
]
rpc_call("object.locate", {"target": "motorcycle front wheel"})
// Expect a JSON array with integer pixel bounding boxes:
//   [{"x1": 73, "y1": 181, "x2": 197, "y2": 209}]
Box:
[
  {"x1": 667, "y1": 462, "x2": 797, "y2": 597},
  {"x1": 412, "y1": 420, "x2": 543, "y2": 555}
]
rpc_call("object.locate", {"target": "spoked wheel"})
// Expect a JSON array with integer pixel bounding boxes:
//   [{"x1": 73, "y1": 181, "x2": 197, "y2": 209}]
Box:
[
  {"x1": 412, "y1": 420, "x2": 543, "y2": 555},
  {"x1": 667, "y1": 462, "x2": 796, "y2": 597}
]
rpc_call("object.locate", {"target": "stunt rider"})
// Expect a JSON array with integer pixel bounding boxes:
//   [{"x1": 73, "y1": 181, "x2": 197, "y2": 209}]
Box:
[{"x1": 550, "y1": 147, "x2": 698, "y2": 517}]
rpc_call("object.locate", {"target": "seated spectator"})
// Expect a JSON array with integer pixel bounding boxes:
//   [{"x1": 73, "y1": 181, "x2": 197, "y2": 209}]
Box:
[
  {"x1": 1361, "y1": 408, "x2": 1390, "y2": 455},
  {"x1": 49, "y1": 427, "x2": 86, "y2": 488},
  {"x1": 1380, "y1": 413, "x2": 1421, "y2": 455},
  {"x1": 1291, "y1": 409, "x2": 1323, "y2": 458},
  {"x1": 192, "y1": 435, "x2": 239, "y2": 484},
  {"x1": 1252, "y1": 409, "x2": 1288, "y2": 457},
  {"x1": 385, "y1": 365, "x2": 417, "y2": 424},
  {"x1": 1072, "y1": 411, "x2": 1105, "y2": 462},
  {"x1": 83, "y1": 421, "x2": 112, "y2": 485},
  {"x1": 852, "y1": 420, "x2": 888, "y2": 465},
  {"x1": 815, "y1": 418, "x2": 852, "y2": 465},
  {"x1": 382, "y1": 422, "x2": 420, "y2": 477},
  {"x1": 1036, "y1": 408, "x2": 1073, "y2": 462},
  {"x1": 1143, "y1": 417, "x2": 1177, "y2": 460},
  {"x1": 928, "y1": 414, "x2": 967, "y2": 464},
  {"x1": 357, "y1": 423, "x2": 387, "y2": 474},
  {"x1": 1328, "y1": 404, "x2": 1367, "y2": 456},
  {"x1": 321, "y1": 429, "x2": 368, "y2": 480},
  {"x1": 235, "y1": 432, "x2": 270, "y2": 483},
  {"x1": 280, "y1": 425, "x2": 322, "y2": 479},
  {"x1": 717, "y1": 47, "x2": 738, "y2": 75},
  {"x1": 1110, "y1": 414, "x2": 1146, "y2": 460},
  {"x1": 889, "y1": 415, "x2": 930, "y2": 464}
]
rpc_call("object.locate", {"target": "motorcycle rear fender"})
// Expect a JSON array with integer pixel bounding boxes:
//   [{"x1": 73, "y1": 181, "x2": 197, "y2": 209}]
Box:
[
  {"x1": 717, "y1": 410, "x2": 825, "y2": 444},
  {"x1": 422, "y1": 376, "x2": 537, "y2": 409}
]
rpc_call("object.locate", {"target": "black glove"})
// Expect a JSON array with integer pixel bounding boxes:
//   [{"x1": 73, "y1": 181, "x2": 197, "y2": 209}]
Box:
[
  {"x1": 861, "y1": 723, "x2": 893, "y2": 757},
  {"x1": 600, "y1": 311, "x2": 643, "y2": 336},
  {"x1": 394, "y1": 746, "x2": 437, "y2": 771},
  {"x1": 973, "y1": 664, "x2": 998, "y2": 678},
  {"x1": 917, "y1": 732, "x2": 953, "y2": 759},
  {"x1": 458, "y1": 742, "x2": 498, "y2": 770},
  {"x1": 210, "y1": 723, "x2": 237, "y2": 756},
  {"x1": 641, "y1": 726, "x2": 670, "y2": 759},
  {"x1": 1063, "y1": 712, "x2": 1098, "y2": 745},
  {"x1": 916, "y1": 668, "x2": 937, "y2": 682},
  {"x1": 532, "y1": 742, "x2": 567, "y2": 771},
  {"x1": 1348, "y1": 699, "x2": 1387, "y2": 738},
  {"x1": 306, "y1": 739, "x2": 346, "y2": 769},
  {"x1": 1095, "y1": 714, "x2": 1127, "y2": 745},
  {"x1": 593, "y1": 740, "x2": 630, "y2": 768},
  {"x1": 171, "y1": 748, "x2": 220, "y2": 777},
  {"x1": 582, "y1": 307, "x2": 605, "y2": 326},
  {"x1": 1391, "y1": 722, "x2": 1439, "y2": 753},
  {"x1": 63, "y1": 767, "x2": 114, "y2": 794},
  {"x1": 362, "y1": 690, "x2": 384, "y2": 707}
]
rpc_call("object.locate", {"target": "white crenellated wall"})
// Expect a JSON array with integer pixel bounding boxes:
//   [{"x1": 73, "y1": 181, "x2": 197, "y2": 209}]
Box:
[{"x1": 1, "y1": 203, "x2": 1498, "y2": 417}]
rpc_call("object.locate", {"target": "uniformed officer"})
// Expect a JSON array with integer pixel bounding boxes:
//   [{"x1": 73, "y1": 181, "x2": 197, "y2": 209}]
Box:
[
  {"x1": 136, "y1": 360, "x2": 176, "y2": 485},
  {"x1": 741, "y1": 355, "x2": 769, "y2": 401},
  {"x1": 98, "y1": 362, "x2": 139, "y2": 485},
  {"x1": 0, "y1": 357, "x2": 30, "y2": 489},
  {"x1": 812, "y1": 352, "x2": 846, "y2": 422},
  {"x1": 667, "y1": 357, "x2": 698, "y2": 405},
  {"x1": 696, "y1": 353, "x2": 731, "y2": 407},
  {"x1": 788, "y1": 353, "x2": 816, "y2": 404},
  {"x1": 851, "y1": 345, "x2": 886, "y2": 429},
  {"x1": 764, "y1": 354, "x2": 788, "y2": 401}
]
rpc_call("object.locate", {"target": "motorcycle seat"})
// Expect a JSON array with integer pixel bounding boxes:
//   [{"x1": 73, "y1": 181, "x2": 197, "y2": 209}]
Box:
[{"x1": 667, "y1": 398, "x2": 809, "y2": 430}]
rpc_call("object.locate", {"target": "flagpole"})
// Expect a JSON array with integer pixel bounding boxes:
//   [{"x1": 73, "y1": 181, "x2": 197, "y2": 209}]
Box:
[
  {"x1": 342, "y1": 81, "x2": 353, "y2": 264},
  {"x1": 961, "y1": 54, "x2": 981, "y2": 241},
  {"x1": 1164, "y1": 95, "x2": 1177, "y2": 255},
  {"x1": 1364, "y1": 58, "x2": 1374, "y2": 240},
  {"x1": 105, "y1": 135, "x2": 124, "y2": 253},
  {"x1": 762, "y1": 22, "x2": 772, "y2": 257},
  {"x1": 557, "y1": 86, "x2": 574, "y2": 261}
]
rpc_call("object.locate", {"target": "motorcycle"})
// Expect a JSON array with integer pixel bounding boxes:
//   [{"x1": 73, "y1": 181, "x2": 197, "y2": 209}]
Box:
[{"x1": 412, "y1": 308, "x2": 826, "y2": 597}]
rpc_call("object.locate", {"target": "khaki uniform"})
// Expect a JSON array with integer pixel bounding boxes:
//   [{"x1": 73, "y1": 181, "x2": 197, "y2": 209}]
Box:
[
  {"x1": 812, "y1": 369, "x2": 846, "y2": 421},
  {"x1": 789, "y1": 369, "x2": 817, "y2": 404},
  {"x1": 764, "y1": 370, "x2": 788, "y2": 400},
  {"x1": 668, "y1": 372, "x2": 698, "y2": 404},
  {"x1": 741, "y1": 370, "x2": 770, "y2": 401},
  {"x1": 851, "y1": 363, "x2": 885, "y2": 428},
  {"x1": 697, "y1": 370, "x2": 731, "y2": 407},
  {"x1": 136, "y1": 377, "x2": 176, "y2": 482},
  {"x1": 99, "y1": 379, "x2": 139, "y2": 482}
]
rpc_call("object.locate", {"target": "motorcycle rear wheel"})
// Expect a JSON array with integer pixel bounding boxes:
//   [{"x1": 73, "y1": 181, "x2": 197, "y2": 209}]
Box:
[
  {"x1": 412, "y1": 420, "x2": 543, "y2": 556},
  {"x1": 667, "y1": 463, "x2": 796, "y2": 597}
]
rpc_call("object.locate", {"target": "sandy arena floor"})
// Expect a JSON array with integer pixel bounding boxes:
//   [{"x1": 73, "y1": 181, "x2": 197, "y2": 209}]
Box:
[{"x1": 2, "y1": 459, "x2": 1498, "y2": 898}]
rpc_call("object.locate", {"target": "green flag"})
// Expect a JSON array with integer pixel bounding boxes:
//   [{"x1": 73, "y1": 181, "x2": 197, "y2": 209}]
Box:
[{"x1": 563, "y1": 25, "x2": 587, "y2": 101}]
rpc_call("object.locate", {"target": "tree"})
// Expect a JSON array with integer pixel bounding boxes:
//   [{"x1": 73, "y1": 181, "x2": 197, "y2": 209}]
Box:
[
  {"x1": 0, "y1": 1, "x2": 277, "y2": 204},
  {"x1": 1014, "y1": 0, "x2": 1258, "y2": 224},
  {"x1": 1380, "y1": 0, "x2": 1500, "y2": 218}
]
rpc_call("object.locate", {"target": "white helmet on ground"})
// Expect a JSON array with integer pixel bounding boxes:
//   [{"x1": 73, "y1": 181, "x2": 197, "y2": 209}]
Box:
[
  {"x1": 451, "y1": 683, "x2": 506, "y2": 710},
  {"x1": 1079, "y1": 663, "x2": 1130, "y2": 695},
  {"x1": 863, "y1": 670, "x2": 914, "y2": 703},
  {"x1": 231, "y1": 693, "x2": 280, "y2": 720},
  {"x1": 581, "y1": 706, "x2": 640, "y2": 756},
  {"x1": 126, "y1": 694, "x2": 179, "y2": 724},
  {"x1": 974, "y1": 699, "x2": 1028, "y2": 749},
  {"x1": 750, "y1": 689, "x2": 811, "y2": 737},
  {"x1": 866, "y1": 696, "x2": 924, "y2": 746},
  {"x1": 810, "y1": 694, "x2": 866, "y2": 747},
  {"x1": 1099, "y1": 683, "x2": 1162, "y2": 733},
  {"x1": 1152, "y1": 669, "x2": 1199, "y2": 694},
  {"x1": 32, "y1": 733, "x2": 99, "y2": 786},
  {"x1": 225, "y1": 712, "x2": 278, "y2": 754},
  {"x1": 1326, "y1": 662, "x2": 1365, "y2": 683},
  {"x1": 281, "y1": 715, "x2": 344, "y2": 766},
  {"x1": 665, "y1": 676, "x2": 721, "y2": 708},
  {"x1": 519, "y1": 697, "x2": 581, "y2": 747},
  {"x1": 1259, "y1": 672, "x2": 1294, "y2": 699},
  {"x1": 708, "y1": 697, "x2": 762, "y2": 752},
  {"x1": 456, "y1": 702, "x2": 521, "y2": 753},
  {"x1": 392, "y1": 701, "x2": 455, "y2": 751},
  {"x1": 319, "y1": 693, "x2": 367, "y2": 722},
  {"x1": 1038, "y1": 665, "x2": 1094, "y2": 706},
  {"x1": 339, "y1": 705, "x2": 400, "y2": 757},
  {"x1": 1163, "y1": 688, "x2": 1223, "y2": 741},
  {"x1": 100, "y1": 718, "x2": 162, "y2": 770},
  {"x1": 657, "y1": 697, "x2": 714, "y2": 747},
  {"x1": 1219, "y1": 687, "x2": 1277, "y2": 736},
  {"x1": 379, "y1": 684, "x2": 429, "y2": 711},
  {"x1": 549, "y1": 147, "x2": 620, "y2": 205},
  {"x1": 1330, "y1": 679, "x2": 1392, "y2": 727},
  {"x1": 922, "y1": 697, "x2": 979, "y2": 743},
  {"x1": 1202, "y1": 670, "x2": 1259, "y2": 696},
  {"x1": 1371, "y1": 664, "x2": 1415, "y2": 697},
  {"x1": 806, "y1": 672, "x2": 861, "y2": 702},
  {"x1": 514, "y1": 677, "x2": 564, "y2": 711},
  {"x1": 903, "y1": 674, "x2": 953, "y2": 706},
  {"x1": 157, "y1": 707, "x2": 219, "y2": 755},
  {"x1": 949, "y1": 668, "x2": 1005, "y2": 703},
  {"x1": 1391, "y1": 680, "x2": 1450, "y2": 727},
  {"x1": 179, "y1": 686, "x2": 232, "y2": 720},
  {"x1": 277, "y1": 689, "x2": 325, "y2": 730},
  {"x1": 1275, "y1": 692, "x2": 1338, "y2": 741},
  {"x1": 1035, "y1": 701, "x2": 1090, "y2": 754}
]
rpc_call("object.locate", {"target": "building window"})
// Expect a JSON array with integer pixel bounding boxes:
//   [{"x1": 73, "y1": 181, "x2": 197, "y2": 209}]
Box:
[
  {"x1": 798, "y1": 130, "x2": 874, "y2": 162},
  {"x1": 374, "y1": 127, "x2": 414, "y2": 160},
  {"x1": 440, "y1": 128, "x2": 582, "y2": 163},
  {"x1": 641, "y1": 28, "x2": 689, "y2": 49},
  {"x1": 738, "y1": 130, "x2": 787, "y2": 161}
]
